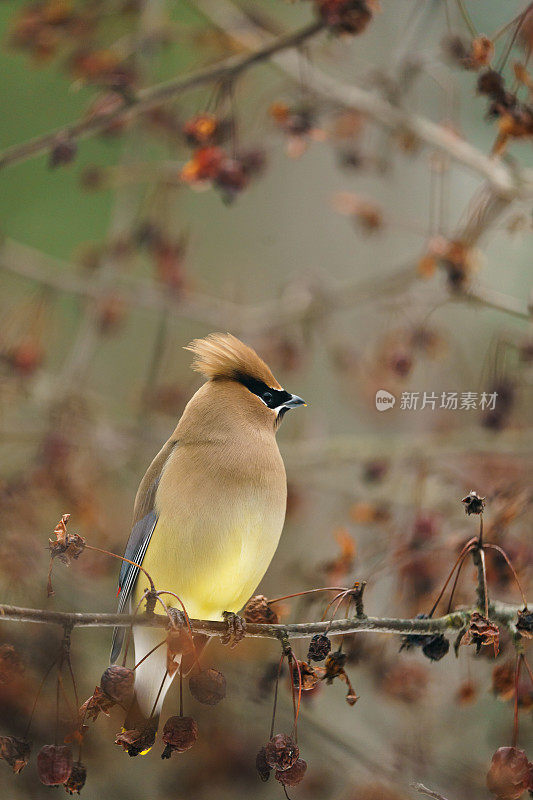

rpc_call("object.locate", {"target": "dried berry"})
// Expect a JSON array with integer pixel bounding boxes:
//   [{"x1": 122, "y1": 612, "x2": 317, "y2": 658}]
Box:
[
  {"x1": 462, "y1": 491, "x2": 485, "y2": 515},
  {"x1": 256, "y1": 746, "x2": 272, "y2": 782},
  {"x1": 214, "y1": 158, "x2": 249, "y2": 201},
  {"x1": 79, "y1": 685, "x2": 116, "y2": 722},
  {"x1": 323, "y1": 650, "x2": 347, "y2": 682},
  {"x1": 487, "y1": 747, "x2": 532, "y2": 800},
  {"x1": 100, "y1": 666, "x2": 134, "y2": 703},
  {"x1": 244, "y1": 595, "x2": 278, "y2": 625},
  {"x1": 0, "y1": 736, "x2": 31, "y2": 774},
  {"x1": 181, "y1": 146, "x2": 224, "y2": 183},
  {"x1": 292, "y1": 660, "x2": 320, "y2": 691},
  {"x1": 49, "y1": 514, "x2": 86, "y2": 564},
  {"x1": 37, "y1": 745, "x2": 73, "y2": 786},
  {"x1": 422, "y1": 634, "x2": 450, "y2": 662},
  {"x1": 264, "y1": 734, "x2": 299, "y2": 771},
  {"x1": 183, "y1": 113, "x2": 221, "y2": 146},
  {"x1": 461, "y1": 613, "x2": 500, "y2": 656},
  {"x1": 114, "y1": 724, "x2": 156, "y2": 757},
  {"x1": 307, "y1": 633, "x2": 332, "y2": 662},
  {"x1": 317, "y1": 0, "x2": 374, "y2": 36},
  {"x1": 64, "y1": 761, "x2": 87, "y2": 794},
  {"x1": 275, "y1": 758, "x2": 308, "y2": 786},
  {"x1": 161, "y1": 715, "x2": 198, "y2": 758},
  {"x1": 477, "y1": 70, "x2": 505, "y2": 98},
  {"x1": 462, "y1": 35, "x2": 494, "y2": 70},
  {"x1": 49, "y1": 135, "x2": 77, "y2": 168},
  {"x1": 516, "y1": 608, "x2": 533, "y2": 639},
  {"x1": 189, "y1": 668, "x2": 226, "y2": 705}
]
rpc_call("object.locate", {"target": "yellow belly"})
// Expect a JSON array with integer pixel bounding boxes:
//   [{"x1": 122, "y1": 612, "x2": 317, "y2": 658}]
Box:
[{"x1": 133, "y1": 506, "x2": 285, "y2": 620}]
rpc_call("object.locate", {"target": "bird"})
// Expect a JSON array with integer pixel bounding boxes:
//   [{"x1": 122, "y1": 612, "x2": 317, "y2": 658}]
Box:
[{"x1": 110, "y1": 332, "x2": 305, "y2": 750}]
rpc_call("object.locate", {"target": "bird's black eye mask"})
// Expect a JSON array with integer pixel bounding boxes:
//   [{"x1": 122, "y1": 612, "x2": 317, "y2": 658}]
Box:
[{"x1": 237, "y1": 374, "x2": 292, "y2": 410}]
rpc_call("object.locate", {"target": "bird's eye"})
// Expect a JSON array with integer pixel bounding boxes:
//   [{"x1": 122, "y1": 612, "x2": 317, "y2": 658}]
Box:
[{"x1": 262, "y1": 391, "x2": 273, "y2": 404}]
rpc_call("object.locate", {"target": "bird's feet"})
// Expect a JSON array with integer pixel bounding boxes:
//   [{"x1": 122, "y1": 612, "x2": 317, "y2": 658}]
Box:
[
  {"x1": 166, "y1": 607, "x2": 187, "y2": 629},
  {"x1": 221, "y1": 612, "x2": 246, "y2": 648}
]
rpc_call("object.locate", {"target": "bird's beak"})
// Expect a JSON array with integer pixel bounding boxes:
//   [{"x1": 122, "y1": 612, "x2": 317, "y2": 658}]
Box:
[{"x1": 282, "y1": 394, "x2": 307, "y2": 409}]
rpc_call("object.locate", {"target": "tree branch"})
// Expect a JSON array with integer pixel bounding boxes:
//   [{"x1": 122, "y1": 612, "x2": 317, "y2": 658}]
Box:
[
  {"x1": 0, "y1": 600, "x2": 524, "y2": 639},
  {"x1": 411, "y1": 783, "x2": 451, "y2": 800},
  {"x1": 196, "y1": 0, "x2": 533, "y2": 200},
  {"x1": 0, "y1": 20, "x2": 324, "y2": 171}
]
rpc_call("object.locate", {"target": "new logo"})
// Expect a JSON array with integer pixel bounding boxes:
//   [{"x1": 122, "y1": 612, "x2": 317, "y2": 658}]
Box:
[{"x1": 375, "y1": 390, "x2": 396, "y2": 411}]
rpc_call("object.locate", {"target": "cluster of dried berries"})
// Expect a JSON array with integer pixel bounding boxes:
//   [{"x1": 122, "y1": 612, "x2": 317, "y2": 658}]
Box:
[
  {"x1": 443, "y1": 34, "x2": 494, "y2": 71},
  {"x1": 487, "y1": 747, "x2": 533, "y2": 800},
  {"x1": 9, "y1": 0, "x2": 91, "y2": 62},
  {"x1": 257, "y1": 734, "x2": 308, "y2": 787},
  {"x1": 181, "y1": 144, "x2": 265, "y2": 202},
  {"x1": 477, "y1": 68, "x2": 533, "y2": 155},
  {"x1": 112, "y1": 666, "x2": 224, "y2": 758},
  {"x1": 315, "y1": 0, "x2": 377, "y2": 36},
  {"x1": 10, "y1": 1, "x2": 136, "y2": 96}
]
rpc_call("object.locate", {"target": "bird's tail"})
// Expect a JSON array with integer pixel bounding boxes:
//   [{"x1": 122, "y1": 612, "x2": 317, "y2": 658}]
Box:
[{"x1": 123, "y1": 626, "x2": 178, "y2": 755}]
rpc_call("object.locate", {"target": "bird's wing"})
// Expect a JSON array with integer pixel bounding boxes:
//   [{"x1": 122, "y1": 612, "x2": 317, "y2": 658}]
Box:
[{"x1": 110, "y1": 439, "x2": 176, "y2": 663}]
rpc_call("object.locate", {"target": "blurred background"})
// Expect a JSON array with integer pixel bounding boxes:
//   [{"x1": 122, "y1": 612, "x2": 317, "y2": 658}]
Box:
[{"x1": 0, "y1": 0, "x2": 532, "y2": 798}]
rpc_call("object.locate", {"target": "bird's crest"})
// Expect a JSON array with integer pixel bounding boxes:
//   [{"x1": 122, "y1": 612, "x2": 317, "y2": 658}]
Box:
[{"x1": 185, "y1": 333, "x2": 281, "y2": 388}]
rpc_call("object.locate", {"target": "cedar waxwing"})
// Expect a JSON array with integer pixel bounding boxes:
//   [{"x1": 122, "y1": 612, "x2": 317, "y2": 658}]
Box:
[{"x1": 110, "y1": 333, "x2": 305, "y2": 747}]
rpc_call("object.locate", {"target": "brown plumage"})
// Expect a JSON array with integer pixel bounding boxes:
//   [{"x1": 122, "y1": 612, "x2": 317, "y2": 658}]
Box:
[
  {"x1": 185, "y1": 332, "x2": 282, "y2": 387},
  {"x1": 112, "y1": 333, "x2": 305, "y2": 747}
]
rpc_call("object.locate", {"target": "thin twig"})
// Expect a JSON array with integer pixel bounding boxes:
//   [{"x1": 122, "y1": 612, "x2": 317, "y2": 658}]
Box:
[
  {"x1": 196, "y1": 0, "x2": 532, "y2": 199},
  {"x1": 0, "y1": 21, "x2": 324, "y2": 171},
  {"x1": 411, "y1": 782, "x2": 450, "y2": 800}
]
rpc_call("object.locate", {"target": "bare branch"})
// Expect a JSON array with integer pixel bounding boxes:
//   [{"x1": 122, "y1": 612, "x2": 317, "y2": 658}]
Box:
[
  {"x1": 196, "y1": 0, "x2": 533, "y2": 199},
  {"x1": 0, "y1": 20, "x2": 324, "y2": 171},
  {"x1": 0, "y1": 600, "x2": 524, "y2": 639}
]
